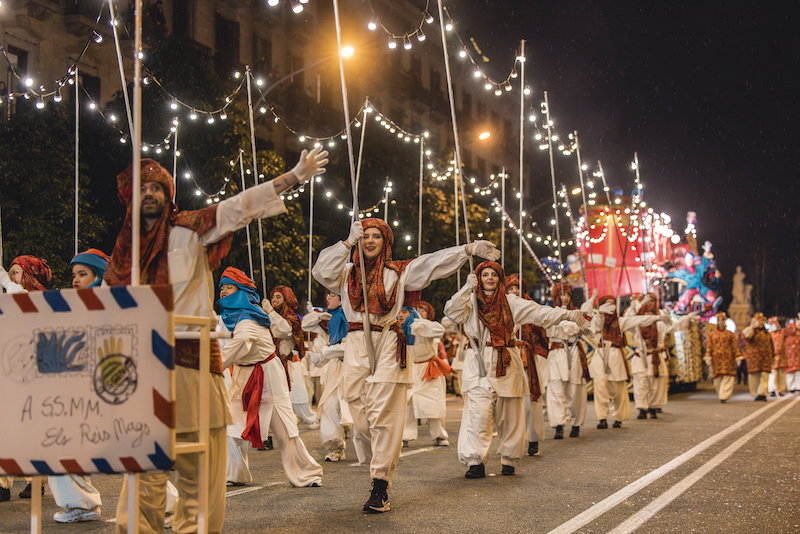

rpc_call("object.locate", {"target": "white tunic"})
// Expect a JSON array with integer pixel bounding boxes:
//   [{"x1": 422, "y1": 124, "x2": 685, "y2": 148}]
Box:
[
  {"x1": 312, "y1": 242, "x2": 469, "y2": 401},
  {"x1": 218, "y1": 316, "x2": 298, "y2": 440},
  {"x1": 168, "y1": 179, "x2": 286, "y2": 433},
  {"x1": 444, "y1": 283, "x2": 584, "y2": 398},
  {"x1": 588, "y1": 313, "x2": 662, "y2": 382},
  {"x1": 301, "y1": 311, "x2": 344, "y2": 410},
  {"x1": 407, "y1": 318, "x2": 447, "y2": 419}
]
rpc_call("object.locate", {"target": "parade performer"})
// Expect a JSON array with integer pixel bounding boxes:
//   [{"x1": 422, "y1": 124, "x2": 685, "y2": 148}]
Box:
[
  {"x1": 545, "y1": 283, "x2": 594, "y2": 439},
  {"x1": 217, "y1": 267, "x2": 322, "y2": 487},
  {"x1": 444, "y1": 262, "x2": 586, "y2": 478},
  {"x1": 784, "y1": 321, "x2": 800, "y2": 393},
  {"x1": 590, "y1": 296, "x2": 666, "y2": 428},
  {"x1": 629, "y1": 293, "x2": 696, "y2": 419},
  {"x1": 312, "y1": 217, "x2": 499, "y2": 513},
  {"x1": 505, "y1": 274, "x2": 551, "y2": 455},
  {"x1": 268, "y1": 285, "x2": 316, "y2": 424},
  {"x1": 2, "y1": 256, "x2": 50, "y2": 500},
  {"x1": 401, "y1": 302, "x2": 451, "y2": 447},
  {"x1": 442, "y1": 317, "x2": 467, "y2": 396},
  {"x1": 668, "y1": 249, "x2": 719, "y2": 313},
  {"x1": 302, "y1": 292, "x2": 355, "y2": 462},
  {"x1": 109, "y1": 147, "x2": 327, "y2": 533},
  {"x1": 767, "y1": 317, "x2": 788, "y2": 396},
  {"x1": 742, "y1": 313, "x2": 775, "y2": 401},
  {"x1": 704, "y1": 312, "x2": 742, "y2": 402}
]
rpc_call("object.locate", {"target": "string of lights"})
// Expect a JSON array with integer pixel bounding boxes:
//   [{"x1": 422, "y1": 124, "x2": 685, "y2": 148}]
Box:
[{"x1": 366, "y1": 0, "x2": 433, "y2": 49}]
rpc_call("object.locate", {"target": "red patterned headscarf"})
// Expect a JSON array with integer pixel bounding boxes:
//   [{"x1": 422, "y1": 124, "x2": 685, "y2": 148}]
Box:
[
  {"x1": 475, "y1": 261, "x2": 516, "y2": 377},
  {"x1": 105, "y1": 159, "x2": 233, "y2": 286},
  {"x1": 637, "y1": 292, "x2": 659, "y2": 350},
  {"x1": 347, "y1": 218, "x2": 413, "y2": 316},
  {"x1": 598, "y1": 295, "x2": 626, "y2": 348},
  {"x1": 506, "y1": 273, "x2": 549, "y2": 356},
  {"x1": 10, "y1": 255, "x2": 52, "y2": 291},
  {"x1": 271, "y1": 285, "x2": 305, "y2": 358}
]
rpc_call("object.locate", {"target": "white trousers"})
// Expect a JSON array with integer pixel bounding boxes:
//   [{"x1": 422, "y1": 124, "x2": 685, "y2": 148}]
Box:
[
  {"x1": 319, "y1": 392, "x2": 345, "y2": 453},
  {"x1": 116, "y1": 426, "x2": 227, "y2": 534},
  {"x1": 403, "y1": 399, "x2": 448, "y2": 442},
  {"x1": 348, "y1": 382, "x2": 407, "y2": 482},
  {"x1": 227, "y1": 414, "x2": 322, "y2": 487},
  {"x1": 768, "y1": 368, "x2": 787, "y2": 394},
  {"x1": 748, "y1": 371, "x2": 769, "y2": 397},
  {"x1": 547, "y1": 379, "x2": 587, "y2": 428},
  {"x1": 48, "y1": 475, "x2": 102, "y2": 511},
  {"x1": 524, "y1": 395, "x2": 545, "y2": 442},
  {"x1": 0, "y1": 476, "x2": 12, "y2": 489},
  {"x1": 458, "y1": 385, "x2": 525, "y2": 467},
  {"x1": 593, "y1": 377, "x2": 631, "y2": 422},
  {"x1": 713, "y1": 375, "x2": 735, "y2": 400},
  {"x1": 632, "y1": 372, "x2": 650, "y2": 410},
  {"x1": 786, "y1": 371, "x2": 800, "y2": 392}
]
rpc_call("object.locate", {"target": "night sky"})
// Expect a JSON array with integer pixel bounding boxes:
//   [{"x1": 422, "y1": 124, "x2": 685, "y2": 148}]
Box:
[{"x1": 449, "y1": 0, "x2": 800, "y2": 316}]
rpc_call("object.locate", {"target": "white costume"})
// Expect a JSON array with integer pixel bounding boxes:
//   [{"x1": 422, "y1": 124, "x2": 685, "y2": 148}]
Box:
[
  {"x1": 302, "y1": 310, "x2": 354, "y2": 462},
  {"x1": 629, "y1": 314, "x2": 692, "y2": 414},
  {"x1": 444, "y1": 282, "x2": 584, "y2": 469},
  {"x1": 546, "y1": 316, "x2": 590, "y2": 431},
  {"x1": 589, "y1": 308, "x2": 661, "y2": 426},
  {"x1": 442, "y1": 317, "x2": 466, "y2": 395},
  {"x1": 273, "y1": 328, "x2": 316, "y2": 425},
  {"x1": 403, "y1": 317, "x2": 449, "y2": 444},
  {"x1": 117, "y1": 177, "x2": 286, "y2": 534},
  {"x1": 312, "y1": 241, "x2": 470, "y2": 483}
]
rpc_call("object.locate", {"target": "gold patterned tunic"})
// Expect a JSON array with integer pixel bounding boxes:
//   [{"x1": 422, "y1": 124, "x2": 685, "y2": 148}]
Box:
[
  {"x1": 707, "y1": 328, "x2": 740, "y2": 378},
  {"x1": 743, "y1": 328, "x2": 776, "y2": 374}
]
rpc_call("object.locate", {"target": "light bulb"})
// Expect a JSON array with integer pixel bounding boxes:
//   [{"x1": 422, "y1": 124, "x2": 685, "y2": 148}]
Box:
[
  {"x1": 368, "y1": 18, "x2": 377, "y2": 31},
  {"x1": 53, "y1": 92, "x2": 62, "y2": 103},
  {"x1": 425, "y1": 12, "x2": 434, "y2": 24},
  {"x1": 36, "y1": 99, "x2": 45, "y2": 109},
  {"x1": 417, "y1": 31, "x2": 426, "y2": 42},
  {"x1": 459, "y1": 49, "x2": 467, "y2": 58},
  {"x1": 292, "y1": 1, "x2": 303, "y2": 13},
  {"x1": 403, "y1": 35, "x2": 412, "y2": 50},
  {"x1": 445, "y1": 22, "x2": 453, "y2": 31},
  {"x1": 93, "y1": 32, "x2": 103, "y2": 44},
  {"x1": 388, "y1": 37, "x2": 397, "y2": 49},
  {"x1": 268, "y1": 0, "x2": 279, "y2": 6}
]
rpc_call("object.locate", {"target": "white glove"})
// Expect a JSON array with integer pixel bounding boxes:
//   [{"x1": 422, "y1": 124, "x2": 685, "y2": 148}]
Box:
[
  {"x1": 261, "y1": 298, "x2": 274, "y2": 314},
  {"x1": 467, "y1": 240, "x2": 501, "y2": 261},
  {"x1": 291, "y1": 146, "x2": 329, "y2": 184},
  {"x1": 742, "y1": 326, "x2": 754, "y2": 339},
  {"x1": 0, "y1": 267, "x2": 11, "y2": 288},
  {"x1": 686, "y1": 312, "x2": 700, "y2": 322},
  {"x1": 580, "y1": 289, "x2": 598, "y2": 313},
  {"x1": 466, "y1": 273, "x2": 479, "y2": 290},
  {"x1": 346, "y1": 221, "x2": 363, "y2": 246},
  {"x1": 0, "y1": 266, "x2": 26, "y2": 294},
  {"x1": 659, "y1": 314, "x2": 672, "y2": 324},
  {"x1": 559, "y1": 321, "x2": 580, "y2": 338},
  {"x1": 599, "y1": 301, "x2": 616, "y2": 315},
  {"x1": 305, "y1": 301, "x2": 314, "y2": 314}
]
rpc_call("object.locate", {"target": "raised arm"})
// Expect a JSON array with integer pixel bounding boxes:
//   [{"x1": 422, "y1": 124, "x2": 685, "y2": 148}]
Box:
[
  {"x1": 411, "y1": 318, "x2": 446, "y2": 339},
  {"x1": 510, "y1": 295, "x2": 584, "y2": 330},
  {"x1": 619, "y1": 314, "x2": 663, "y2": 333},
  {"x1": 444, "y1": 275, "x2": 478, "y2": 325},
  {"x1": 302, "y1": 310, "x2": 331, "y2": 332},
  {"x1": 404, "y1": 240, "x2": 499, "y2": 291}
]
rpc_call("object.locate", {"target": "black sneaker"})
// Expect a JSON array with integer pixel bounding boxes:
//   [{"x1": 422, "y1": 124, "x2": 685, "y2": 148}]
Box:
[
  {"x1": 465, "y1": 464, "x2": 486, "y2": 479},
  {"x1": 720, "y1": 399, "x2": 727, "y2": 403},
  {"x1": 501, "y1": 465, "x2": 515, "y2": 476},
  {"x1": 19, "y1": 483, "x2": 43, "y2": 499},
  {"x1": 637, "y1": 409, "x2": 648, "y2": 419},
  {"x1": 569, "y1": 426, "x2": 580, "y2": 438},
  {"x1": 613, "y1": 420, "x2": 623, "y2": 428},
  {"x1": 648, "y1": 409, "x2": 658, "y2": 419},
  {"x1": 597, "y1": 419, "x2": 608, "y2": 429},
  {"x1": 527, "y1": 442, "x2": 540, "y2": 456},
  {"x1": 554, "y1": 425, "x2": 564, "y2": 439},
  {"x1": 0, "y1": 487, "x2": 9, "y2": 502},
  {"x1": 363, "y1": 479, "x2": 390, "y2": 513},
  {"x1": 264, "y1": 436, "x2": 274, "y2": 450}
]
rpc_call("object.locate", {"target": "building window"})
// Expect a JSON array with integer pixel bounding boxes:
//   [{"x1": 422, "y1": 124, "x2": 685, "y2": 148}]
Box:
[
  {"x1": 253, "y1": 35, "x2": 272, "y2": 77},
  {"x1": 215, "y1": 14, "x2": 240, "y2": 75},
  {"x1": 462, "y1": 91, "x2": 472, "y2": 116},
  {"x1": 430, "y1": 69, "x2": 441, "y2": 93}
]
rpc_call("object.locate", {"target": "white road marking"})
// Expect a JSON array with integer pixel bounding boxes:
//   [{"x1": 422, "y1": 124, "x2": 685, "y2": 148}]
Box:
[
  {"x1": 547, "y1": 397, "x2": 788, "y2": 534},
  {"x1": 607, "y1": 396, "x2": 800, "y2": 534}
]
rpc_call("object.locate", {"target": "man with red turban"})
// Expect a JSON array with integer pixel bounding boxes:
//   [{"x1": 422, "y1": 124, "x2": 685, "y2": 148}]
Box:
[
  {"x1": 445, "y1": 262, "x2": 587, "y2": 479},
  {"x1": 4, "y1": 255, "x2": 51, "y2": 291},
  {"x1": 109, "y1": 147, "x2": 327, "y2": 533},
  {"x1": 704, "y1": 312, "x2": 742, "y2": 402},
  {"x1": 313, "y1": 218, "x2": 499, "y2": 513}
]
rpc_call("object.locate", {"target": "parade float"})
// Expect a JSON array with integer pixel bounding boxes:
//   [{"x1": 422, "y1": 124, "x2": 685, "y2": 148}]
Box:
[{"x1": 569, "y1": 192, "x2": 712, "y2": 392}]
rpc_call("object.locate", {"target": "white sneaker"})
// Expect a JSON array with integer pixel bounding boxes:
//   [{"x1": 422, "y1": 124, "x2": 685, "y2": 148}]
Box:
[
  {"x1": 309, "y1": 422, "x2": 320, "y2": 429},
  {"x1": 325, "y1": 450, "x2": 345, "y2": 462},
  {"x1": 435, "y1": 438, "x2": 450, "y2": 446},
  {"x1": 53, "y1": 507, "x2": 100, "y2": 523}
]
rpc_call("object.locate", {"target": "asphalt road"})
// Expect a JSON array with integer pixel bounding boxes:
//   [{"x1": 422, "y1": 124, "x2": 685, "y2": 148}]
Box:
[{"x1": 2, "y1": 381, "x2": 799, "y2": 533}]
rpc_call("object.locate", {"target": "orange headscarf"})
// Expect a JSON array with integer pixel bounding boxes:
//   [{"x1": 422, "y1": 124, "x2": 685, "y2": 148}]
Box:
[
  {"x1": 475, "y1": 261, "x2": 516, "y2": 377},
  {"x1": 271, "y1": 285, "x2": 305, "y2": 359}
]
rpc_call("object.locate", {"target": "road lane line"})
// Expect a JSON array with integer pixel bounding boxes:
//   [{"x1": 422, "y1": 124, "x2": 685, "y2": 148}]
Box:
[
  {"x1": 348, "y1": 446, "x2": 436, "y2": 466},
  {"x1": 547, "y1": 397, "x2": 788, "y2": 534},
  {"x1": 607, "y1": 396, "x2": 800, "y2": 533}
]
